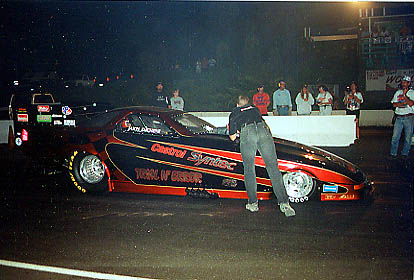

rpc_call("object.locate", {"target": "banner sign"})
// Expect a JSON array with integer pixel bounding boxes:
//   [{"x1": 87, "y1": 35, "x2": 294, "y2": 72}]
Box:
[{"x1": 366, "y1": 69, "x2": 414, "y2": 91}]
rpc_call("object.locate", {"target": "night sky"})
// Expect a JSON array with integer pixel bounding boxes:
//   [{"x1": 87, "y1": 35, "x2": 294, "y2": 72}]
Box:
[{"x1": 1, "y1": 2, "x2": 363, "y2": 81}]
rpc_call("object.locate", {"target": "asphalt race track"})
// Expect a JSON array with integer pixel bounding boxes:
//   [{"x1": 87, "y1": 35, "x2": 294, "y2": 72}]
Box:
[{"x1": 0, "y1": 128, "x2": 412, "y2": 280}]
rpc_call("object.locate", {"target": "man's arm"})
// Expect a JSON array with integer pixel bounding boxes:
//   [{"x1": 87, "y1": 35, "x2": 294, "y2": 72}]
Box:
[
  {"x1": 393, "y1": 92, "x2": 414, "y2": 107},
  {"x1": 273, "y1": 91, "x2": 277, "y2": 109},
  {"x1": 252, "y1": 94, "x2": 257, "y2": 106},
  {"x1": 404, "y1": 91, "x2": 414, "y2": 106},
  {"x1": 229, "y1": 133, "x2": 237, "y2": 141},
  {"x1": 354, "y1": 94, "x2": 363, "y2": 104}
]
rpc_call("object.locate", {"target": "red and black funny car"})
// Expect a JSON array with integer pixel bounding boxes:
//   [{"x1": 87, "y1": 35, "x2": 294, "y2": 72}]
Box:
[{"x1": 46, "y1": 106, "x2": 372, "y2": 203}]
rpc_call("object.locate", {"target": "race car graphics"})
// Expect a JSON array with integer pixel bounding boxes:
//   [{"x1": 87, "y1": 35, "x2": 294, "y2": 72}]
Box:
[
  {"x1": 62, "y1": 106, "x2": 72, "y2": 116},
  {"x1": 17, "y1": 114, "x2": 28, "y2": 122},
  {"x1": 37, "y1": 105, "x2": 50, "y2": 112},
  {"x1": 37, "y1": 115, "x2": 52, "y2": 123},
  {"x1": 187, "y1": 151, "x2": 237, "y2": 171},
  {"x1": 150, "y1": 143, "x2": 187, "y2": 158},
  {"x1": 323, "y1": 184, "x2": 339, "y2": 193}
]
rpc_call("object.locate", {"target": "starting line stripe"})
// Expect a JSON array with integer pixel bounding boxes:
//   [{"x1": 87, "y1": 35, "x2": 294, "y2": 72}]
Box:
[{"x1": 0, "y1": 259, "x2": 158, "y2": 280}]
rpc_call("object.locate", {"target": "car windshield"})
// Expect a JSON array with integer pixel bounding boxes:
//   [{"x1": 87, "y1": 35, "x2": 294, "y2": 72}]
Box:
[
  {"x1": 33, "y1": 94, "x2": 54, "y2": 104},
  {"x1": 174, "y1": 113, "x2": 217, "y2": 134},
  {"x1": 76, "y1": 111, "x2": 120, "y2": 128}
]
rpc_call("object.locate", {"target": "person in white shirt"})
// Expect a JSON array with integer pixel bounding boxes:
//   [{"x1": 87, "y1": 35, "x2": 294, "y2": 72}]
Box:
[
  {"x1": 295, "y1": 85, "x2": 314, "y2": 116},
  {"x1": 170, "y1": 88, "x2": 184, "y2": 111},
  {"x1": 390, "y1": 76, "x2": 414, "y2": 158},
  {"x1": 316, "y1": 85, "x2": 333, "y2": 115},
  {"x1": 343, "y1": 81, "x2": 364, "y2": 139}
]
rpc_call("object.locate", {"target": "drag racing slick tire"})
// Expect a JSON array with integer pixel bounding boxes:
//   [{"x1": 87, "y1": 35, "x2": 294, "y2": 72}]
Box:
[
  {"x1": 68, "y1": 151, "x2": 108, "y2": 193},
  {"x1": 283, "y1": 171, "x2": 315, "y2": 203}
]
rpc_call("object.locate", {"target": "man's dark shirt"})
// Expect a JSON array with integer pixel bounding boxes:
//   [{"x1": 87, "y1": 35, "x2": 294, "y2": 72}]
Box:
[
  {"x1": 229, "y1": 104, "x2": 263, "y2": 135},
  {"x1": 153, "y1": 91, "x2": 169, "y2": 108}
]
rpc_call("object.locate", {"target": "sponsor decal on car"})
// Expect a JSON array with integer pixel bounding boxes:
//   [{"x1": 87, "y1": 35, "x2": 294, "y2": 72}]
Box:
[
  {"x1": 54, "y1": 120, "x2": 63, "y2": 125},
  {"x1": 62, "y1": 106, "x2": 72, "y2": 116},
  {"x1": 134, "y1": 168, "x2": 202, "y2": 183},
  {"x1": 64, "y1": 119, "x2": 76, "y2": 126},
  {"x1": 15, "y1": 137, "x2": 22, "y2": 146},
  {"x1": 127, "y1": 126, "x2": 161, "y2": 134},
  {"x1": 151, "y1": 143, "x2": 187, "y2": 158},
  {"x1": 17, "y1": 114, "x2": 28, "y2": 122},
  {"x1": 339, "y1": 194, "x2": 356, "y2": 200},
  {"x1": 187, "y1": 151, "x2": 237, "y2": 171},
  {"x1": 222, "y1": 178, "x2": 238, "y2": 188},
  {"x1": 322, "y1": 193, "x2": 357, "y2": 201},
  {"x1": 323, "y1": 184, "x2": 339, "y2": 193},
  {"x1": 37, "y1": 105, "x2": 50, "y2": 112},
  {"x1": 37, "y1": 115, "x2": 52, "y2": 123},
  {"x1": 52, "y1": 114, "x2": 63, "y2": 118}
]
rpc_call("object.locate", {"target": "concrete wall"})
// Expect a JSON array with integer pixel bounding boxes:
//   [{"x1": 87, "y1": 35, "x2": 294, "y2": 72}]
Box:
[
  {"x1": 195, "y1": 114, "x2": 357, "y2": 147},
  {"x1": 192, "y1": 110, "x2": 393, "y2": 147},
  {"x1": 0, "y1": 120, "x2": 13, "y2": 144},
  {"x1": 192, "y1": 110, "x2": 394, "y2": 127}
]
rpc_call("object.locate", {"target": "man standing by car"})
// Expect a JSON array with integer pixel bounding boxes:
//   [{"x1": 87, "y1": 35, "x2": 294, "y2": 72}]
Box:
[
  {"x1": 152, "y1": 82, "x2": 170, "y2": 108},
  {"x1": 253, "y1": 85, "x2": 270, "y2": 115},
  {"x1": 390, "y1": 76, "x2": 414, "y2": 159},
  {"x1": 273, "y1": 80, "x2": 292, "y2": 116},
  {"x1": 228, "y1": 95, "x2": 295, "y2": 217}
]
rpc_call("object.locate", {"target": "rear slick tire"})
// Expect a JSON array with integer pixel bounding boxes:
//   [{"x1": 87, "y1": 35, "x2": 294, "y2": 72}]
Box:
[{"x1": 68, "y1": 151, "x2": 108, "y2": 193}]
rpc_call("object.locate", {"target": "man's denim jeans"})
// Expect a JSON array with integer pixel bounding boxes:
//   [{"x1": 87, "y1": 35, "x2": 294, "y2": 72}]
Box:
[
  {"x1": 276, "y1": 106, "x2": 289, "y2": 116},
  {"x1": 390, "y1": 115, "x2": 414, "y2": 156},
  {"x1": 240, "y1": 122, "x2": 289, "y2": 204}
]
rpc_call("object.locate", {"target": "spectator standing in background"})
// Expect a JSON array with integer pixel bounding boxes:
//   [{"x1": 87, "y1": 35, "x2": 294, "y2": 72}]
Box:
[
  {"x1": 201, "y1": 57, "x2": 208, "y2": 72},
  {"x1": 253, "y1": 85, "x2": 270, "y2": 115},
  {"x1": 170, "y1": 88, "x2": 184, "y2": 111},
  {"x1": 316, "y1": 85, "x2": 333, "y2": 115},
  {"x1": 295, "y1": 85, "x2": 314, "y2": 116},
  {"x1": 208, "y1": 57, "x2": 217, "y2": 70},
  {"x1": 343, "y1": 81, "x2": 364, "y2": 139},
  {"x1": 152, "y1": 82, "x2": 170, "y2": 108},
  {"x1": 273, "y1": 80, "x2": 292, "y2": 116},
  {"x1": 195, "y1": 60, "x2": 202, "y2": 73},
  {"x1": 390, "y1": 76, "x2": 414, "y2": 159}
]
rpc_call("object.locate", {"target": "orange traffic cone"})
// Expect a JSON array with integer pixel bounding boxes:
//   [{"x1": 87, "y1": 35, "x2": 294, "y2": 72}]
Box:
[{"x1": 8, "y1": 125, "x2": 15, "y2": 149}]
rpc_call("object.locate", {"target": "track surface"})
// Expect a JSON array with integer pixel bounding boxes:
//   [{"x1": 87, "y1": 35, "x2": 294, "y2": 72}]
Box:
[{"x1": 0, "y1": 127, "x2": 412, "y2": 280}]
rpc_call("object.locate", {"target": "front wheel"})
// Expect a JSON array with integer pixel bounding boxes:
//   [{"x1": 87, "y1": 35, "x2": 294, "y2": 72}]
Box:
[
  {"x1": 68, "y1": 151, "x2": 108, "y2": 193},
  {"x1": 283, "y1": 171, "x2": 315, "y2": 203}
]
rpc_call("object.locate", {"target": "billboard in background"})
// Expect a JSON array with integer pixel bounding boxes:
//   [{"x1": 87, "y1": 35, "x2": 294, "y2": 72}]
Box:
[{"x1": 366, "y1": 69, "x2": 414, "y2": 91}]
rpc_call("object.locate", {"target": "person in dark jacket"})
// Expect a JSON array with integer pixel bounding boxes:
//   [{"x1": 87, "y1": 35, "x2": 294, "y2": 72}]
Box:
[
  {"x1": 228, "y1": 95, "x2": 295, "y2": 217},
  {"x1": 152, "y1": 82, "x2": 170, "y2": 108}
]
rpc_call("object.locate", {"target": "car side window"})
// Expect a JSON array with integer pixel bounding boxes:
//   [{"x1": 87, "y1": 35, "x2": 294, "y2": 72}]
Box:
[{"x1": 139, "y1": 115, "x2": 173, "y2": 135}]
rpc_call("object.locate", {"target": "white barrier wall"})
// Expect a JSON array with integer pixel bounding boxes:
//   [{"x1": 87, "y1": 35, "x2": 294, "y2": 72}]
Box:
[
  {"x1": 192, "y1": 110, "x2": 394, "y2": 127},
  {"x1": 0, "y1": 120, "x2": 13, "y2": 144},
  {"x1": 195, "y1": 113, "x2": 357, "y2": 147}
]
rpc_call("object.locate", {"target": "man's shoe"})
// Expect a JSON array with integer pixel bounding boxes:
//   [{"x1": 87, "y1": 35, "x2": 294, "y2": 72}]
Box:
[
  {"x1": 245, "y1": 201, "x2": 259, "y2": 212},
  {"x1": 280, "y1": 202, "x2": 296, "y2": 217}
]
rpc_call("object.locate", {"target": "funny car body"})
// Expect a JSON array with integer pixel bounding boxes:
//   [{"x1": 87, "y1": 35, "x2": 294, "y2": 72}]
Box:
[{"x1": 43, "y1": 106, "x2": 372, "y2": 203}]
